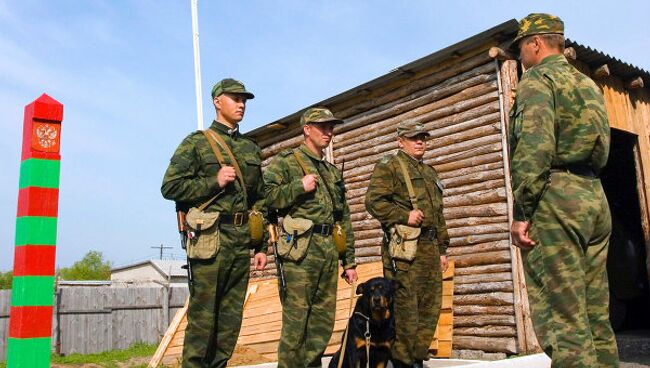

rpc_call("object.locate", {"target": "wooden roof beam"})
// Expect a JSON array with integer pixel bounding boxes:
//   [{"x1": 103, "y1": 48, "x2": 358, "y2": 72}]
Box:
[{"x1": 592, "y1": 64, "x2": 610, "y2": 79}]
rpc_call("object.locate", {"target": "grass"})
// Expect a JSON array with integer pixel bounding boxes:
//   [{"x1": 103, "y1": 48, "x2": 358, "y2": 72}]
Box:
[{"x1": 0, "y1": 342, "x2": 157, "y2": 368}]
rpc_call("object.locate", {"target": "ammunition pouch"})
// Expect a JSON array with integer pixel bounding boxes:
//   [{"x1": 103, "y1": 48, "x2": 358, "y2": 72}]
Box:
[
  {"x1": 185, "y1": 208, "x2": 220, "y2": 259},
  {"x1": 277, "y1": 215, "x2": 313, "y2": 262},
  {"x1": 387, "y1": 224, "x2": 421, "y2": 261}
]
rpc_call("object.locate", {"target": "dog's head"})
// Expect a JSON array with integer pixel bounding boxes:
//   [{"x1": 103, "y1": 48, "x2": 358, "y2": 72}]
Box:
[{"x1": 356, "y1": 277, "x2": 400, "y2": 322}]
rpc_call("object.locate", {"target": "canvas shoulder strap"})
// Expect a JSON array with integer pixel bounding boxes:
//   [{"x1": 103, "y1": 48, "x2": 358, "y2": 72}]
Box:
[
  {"x1": 396, "y1": 154, "x2": 419, "y2": 211},
  {"x1": 203, "y1": 129, "x2": 248, "y2": 207}
]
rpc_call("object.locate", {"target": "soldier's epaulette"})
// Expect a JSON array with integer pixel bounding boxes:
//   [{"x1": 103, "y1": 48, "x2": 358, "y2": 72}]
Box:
[
  {"x1": 378, "y1": 155, "x2": 392, "y2": 165},
  {"x1": 278, "y1": 148, "x2": 294, "y2": 157},
  {"x1": 241, "y1": 134, "x2": 258, "y2": 145}
]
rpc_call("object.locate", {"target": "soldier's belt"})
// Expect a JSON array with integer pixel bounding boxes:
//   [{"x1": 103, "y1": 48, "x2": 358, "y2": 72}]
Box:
[
  {"x1": 550, "y1": 165, "x2": 597, "y2": 178},
  {"x1": 312, "y1": 223, "x2": 334, "y2": 236},
  {"x1": 219, "y1": 212, "x2": 249, "y2": 226},
  {"x1": 420, "y1": 227, "x2": 437, "y2": 241}
]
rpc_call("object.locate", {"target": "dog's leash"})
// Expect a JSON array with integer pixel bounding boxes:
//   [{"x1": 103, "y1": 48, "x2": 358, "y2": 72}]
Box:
[
  {"x1": 354, "y1": 311, "x2": 371, "y2": 368},
  {"x1": 337, "y1": 280, "x2": 357, "y2": 368}
]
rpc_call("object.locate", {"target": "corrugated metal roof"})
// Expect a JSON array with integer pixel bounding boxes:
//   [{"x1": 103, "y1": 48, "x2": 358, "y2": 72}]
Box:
[
  {"x1": 566, "y1": 39, "x2": 650, "y2": 83},
  {"x1": 246, "y1": 19, "x2": 648, "y2": 140}
]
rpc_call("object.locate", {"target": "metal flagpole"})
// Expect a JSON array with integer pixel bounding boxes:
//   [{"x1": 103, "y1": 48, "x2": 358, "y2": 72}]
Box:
[{"x1": 190, "y1": 0, "x2": 204, "y2": 130}]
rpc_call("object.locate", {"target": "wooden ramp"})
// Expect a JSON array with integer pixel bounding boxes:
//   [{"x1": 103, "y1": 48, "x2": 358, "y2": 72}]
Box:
[{"x1": 150, "y1": 261, "x2": 454, "y2": 367}]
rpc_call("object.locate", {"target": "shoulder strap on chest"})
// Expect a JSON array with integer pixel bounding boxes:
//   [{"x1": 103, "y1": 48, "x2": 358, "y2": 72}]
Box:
[
  {"x1": 396, "y1": 154, "x2": 419, "y2": 211},
  {"x1": 203, "y1": 130, "x2": 248, "y2": 206}
]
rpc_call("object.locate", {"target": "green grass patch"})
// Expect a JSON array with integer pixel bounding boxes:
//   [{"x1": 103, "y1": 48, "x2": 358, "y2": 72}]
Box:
[{"x1": 0, "y1": 342, "x2": 156, "y2": 367}]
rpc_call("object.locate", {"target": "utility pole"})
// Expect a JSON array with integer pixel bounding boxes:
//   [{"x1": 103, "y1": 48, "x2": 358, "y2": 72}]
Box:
[{"x1": 152, "y1": 244, "x2": 173, "y2": 260}]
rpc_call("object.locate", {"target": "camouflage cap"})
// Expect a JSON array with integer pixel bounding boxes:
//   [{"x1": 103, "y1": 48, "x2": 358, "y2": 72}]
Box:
[
  {"x1": 211, "y1": 78, "x2": 255, "y2": 99},
  {"x1": 397, "y1": 122, "x2": 430, "y2": 138},
  {"x1": 300, "y1": 107, "x2": 343, "y2": 125},
  {"x1": 513, "y1": 13, "x2": 564, "y2": 44}
]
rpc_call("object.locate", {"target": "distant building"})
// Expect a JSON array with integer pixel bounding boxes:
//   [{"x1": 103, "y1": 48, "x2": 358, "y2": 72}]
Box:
[{"x1": 111, "y1": 259, "x2": 188, "y2": 286}]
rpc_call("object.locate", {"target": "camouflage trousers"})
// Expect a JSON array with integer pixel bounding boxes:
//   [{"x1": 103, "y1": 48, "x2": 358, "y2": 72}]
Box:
[
  {"x1": 524, "y1": 172, "x2": 619, "y2": 367},
  {"x1": 183, "y1": 244, "x2": 250, "y2": 368},
  {"x1": 277, "y1": 234, "x2": 339, "y2": 368},
  {"x1": 383, "y1": 238, "x2": 442, "y2": 365}
]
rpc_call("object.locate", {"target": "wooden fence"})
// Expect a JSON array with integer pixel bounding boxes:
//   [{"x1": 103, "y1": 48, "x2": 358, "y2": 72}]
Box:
[{"x1": 0, "y1": 285, "x2": 189, "y2": 361}]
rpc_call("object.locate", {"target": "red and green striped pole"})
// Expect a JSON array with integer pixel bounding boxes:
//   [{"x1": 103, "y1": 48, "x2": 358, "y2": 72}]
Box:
[{"x1": 7, "y1": 94, "x2": 63, "y2": 367}]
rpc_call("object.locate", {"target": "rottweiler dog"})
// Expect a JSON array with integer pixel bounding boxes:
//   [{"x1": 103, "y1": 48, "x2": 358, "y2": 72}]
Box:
[{"x1": 329, "y1": 277, "x2": 399, "y2": 368}]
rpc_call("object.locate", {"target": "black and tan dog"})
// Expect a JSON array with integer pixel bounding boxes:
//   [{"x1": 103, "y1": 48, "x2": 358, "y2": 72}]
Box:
[{"x1": 329, "y1": 277, "x2": 399, "y2": 368}]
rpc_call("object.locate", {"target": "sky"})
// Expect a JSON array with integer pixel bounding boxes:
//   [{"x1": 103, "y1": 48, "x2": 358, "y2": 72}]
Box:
[{"x1": 1, "y1": 1, "x2": 649, "y2": 271}]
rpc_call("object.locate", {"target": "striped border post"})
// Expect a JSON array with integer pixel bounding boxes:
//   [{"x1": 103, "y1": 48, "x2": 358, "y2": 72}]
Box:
[{"x1": 7, "y1": 94, "x2": 63, "y2": 367}]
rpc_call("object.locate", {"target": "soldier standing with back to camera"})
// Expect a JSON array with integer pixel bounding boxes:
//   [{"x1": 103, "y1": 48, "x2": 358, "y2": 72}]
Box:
[
  {"x1": 264, "y1": 107, "x2": 358, "y2": 368},
  {"x1": 508, "y1": 13, "x2": 619, "y2": 367},
  {"x1": 365, "y1": 122, "x2": 449, "y2": 368},
  {"x1": 161, "y1": 78, "x2": 268, "y2": 368}
]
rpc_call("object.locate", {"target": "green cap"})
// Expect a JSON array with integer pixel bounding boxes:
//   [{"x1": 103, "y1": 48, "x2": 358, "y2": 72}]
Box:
[
  {"x1": 397, "y1": 122, "x2": 430, "y2": 138},
  {"x1": 513, "y1": 13, "x2": 564, "y2": 44},
  {"x1": 300, "y1": 107, "x2": 343, "y2": 125},
  {"x1": 211, "y1": 78, "x2": 255, "y2": 99}
]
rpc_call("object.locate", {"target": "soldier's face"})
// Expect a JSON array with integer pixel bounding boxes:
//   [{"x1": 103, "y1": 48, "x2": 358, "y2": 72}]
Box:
[
  {"x1": 305, "y1": 122, "x2": 335, "y2": 150},
  {"x1": 398, "y1": 134, "x2": 427, "y2": 159},
  {"x1": 518, "y1": 36, "x2": 540, "y2": 69},
  {"x1": 214, "y1": 93, "x2": 247, "y2": 125}
]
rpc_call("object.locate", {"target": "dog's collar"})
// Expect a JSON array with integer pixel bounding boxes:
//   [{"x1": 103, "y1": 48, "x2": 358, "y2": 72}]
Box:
[{"x1": 354, "y1": 312, "x2": 370, "y2": 321}]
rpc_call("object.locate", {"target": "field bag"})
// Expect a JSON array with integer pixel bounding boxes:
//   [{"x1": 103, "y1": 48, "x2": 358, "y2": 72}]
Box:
[
  {"x1": 277, "y1": 215, "x2": 314, "y2": 262},
  {"x1": 387, "y1": 156, "x2": 421, "y2": 261},
  {"x1": 185, "y1": 194, "x2": 221, "y2": 260}
]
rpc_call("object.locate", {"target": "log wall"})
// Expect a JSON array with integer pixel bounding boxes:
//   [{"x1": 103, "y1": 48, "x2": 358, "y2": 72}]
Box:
[{"x1": 253, "y1": 43, "x2": 519, "y2": 354}]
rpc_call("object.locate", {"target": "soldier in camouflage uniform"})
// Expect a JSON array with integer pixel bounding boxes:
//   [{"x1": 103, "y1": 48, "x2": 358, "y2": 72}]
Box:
[
  {"x1": 508, "y1": 14, "x2": 619, "y2": 367},
  {"x1": 264, "y1": 107, "x2": 358, "y2": 368},
  {"x1": 365, "y1": 122, "x2": 450, "y2": 368},
  {"x1": 161, "y1": 78, "x2": 268, "y2": 368}
]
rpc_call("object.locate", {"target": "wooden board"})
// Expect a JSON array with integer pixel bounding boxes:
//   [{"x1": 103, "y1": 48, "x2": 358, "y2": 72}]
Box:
[{"x1": 150, "y1": 261, "x2": 454, "y2": 366}]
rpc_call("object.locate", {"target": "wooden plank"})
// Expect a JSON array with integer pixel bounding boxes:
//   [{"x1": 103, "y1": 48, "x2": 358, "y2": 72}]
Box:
[{"x1": 149, "y1": 298, "x2": 188, "y2": 368}]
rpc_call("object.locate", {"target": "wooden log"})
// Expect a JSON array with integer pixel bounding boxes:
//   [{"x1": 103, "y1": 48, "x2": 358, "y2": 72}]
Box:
[
  {"x1": 429, "y1": 112, "x2": 501, "y2": 140},
  {"x1": 453, "y1": 336, "x2": 517, "y2": 354},
  {"x1": 354, "y1": 229, "x2": 384, "y2": 241},
  {"x1": 564, "y1": 47, "x2": 576, "y2": 60},
  {"x1": 446, "y1": 216, "x2": 508, "y2": 229},
  {"x1": 454, "y1": 263, "x2": 512, "y2": 276},
  {"x1": 444, "y1": 187, "x2": 506, "y2": 208},
  {"x1": 354, "y1": 246, "x2": 381, "y2": 257},
  {"x1": 447, "y1": 223, "x2": 509, "y2": 238},
  {"x1": 351, "y1": 219, "x2": 380, "y2": 231},
  {"x1": 627, "y1": 77, "x2": 644, "y2": 90},
  {"x1": 449, "y1": 233, "x2": 509, "y2": 248},
  {"x1": 452, "y1": 250, "x2": 511, "y2": 268},
  {"x1": 592, "y1": 64, "x2": 610, "y2": 79},
  {"x1": 436, "y1": 151, "x2": 502, "y2": 174},
  {"x1": 455, "y1": 271, "x2": 512, "y2": 285},
  {"x1": 454, "y1": 292, "x2": 513, "y2": 306},
  {"x1": 441, "y1": 167, "x2": 504, "y2": 190},
  {"x1": 444, "y1": 203, "x2": 508, "y2": 220},
  {"x1": 444, "y1": 179, "x2": 504, "y2": 197},
  {"x1": 454, "y1": 325, "x2": 516, "y2": 337},
  {"x1": 453, "y1": 305, "x2": 515, "y2": 316},
  {"x1": 454, "y1": 314, "x2": 516, "y2": 327},
  {"x1": 488, "y1": 47, "x2": 515, "y2": 61},
  {"x1": 427, "y1": 134, "x2": 502, "y2": 166},
  {"x1": 447, "y1": 240, "x2": 511, "y2": 257},
  {"x1": 354, "y1": 238, "x2": 384, "y2": 249},
  {"x1": 454, "y1": 281, "x2": 513, "y2": 295},
  {"x1": 432, "y1": 123, "x2": 502, "y2": 152}
]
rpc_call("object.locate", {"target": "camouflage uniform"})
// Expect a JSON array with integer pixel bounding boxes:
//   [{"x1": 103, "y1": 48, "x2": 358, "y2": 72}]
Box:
[
  {"x1": 509, "y1": 14, "x2": 619, "y2": 367},
  {"x1": 161, "y1": 79, "x2": 266, "y2": 368},
  {"x1": 365, "y1": 124, "x2": 449, "y2": 367},
  {"x1": 264, "y1": 108, "x2": 356, "y2": 368}
]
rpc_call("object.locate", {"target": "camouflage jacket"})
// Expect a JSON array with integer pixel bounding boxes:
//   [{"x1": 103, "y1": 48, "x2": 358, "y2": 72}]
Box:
[
  {"x1": 365, "y1": 150, "x2": 450, "y2": 255},
  {"x1": 264, "y1": 144, "x2": 356, "y2": 268},
  {"x1": 161, "y1": 120, "x2": 267, "y2": 252},
  {"x1": 508, "y1": 54, "x2": 610, "y2": 221}
]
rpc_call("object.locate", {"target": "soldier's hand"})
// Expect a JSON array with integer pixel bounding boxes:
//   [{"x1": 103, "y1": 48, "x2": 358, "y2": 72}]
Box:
[
  {"x1": 344, "y1": 268, "x2": 358, "y2": 285},
  {"x1": 217, "y1": 166, "x2": 237, "y2": 188},
  {"x1": 440, "y1": 255, "x2": 449, "y2": 273},
  {"x1": 407, "y1": 209, "x2": 424, "y2": 226},
  {"x1": 302, "y1": 174, "x2": 318, "y2": 192},
  {"x1": 511, "y1": 220, "x2": 536, "y2": 249},
  {"x1": 253, "y1": 252, "x2": 267, "y2": 271}
]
